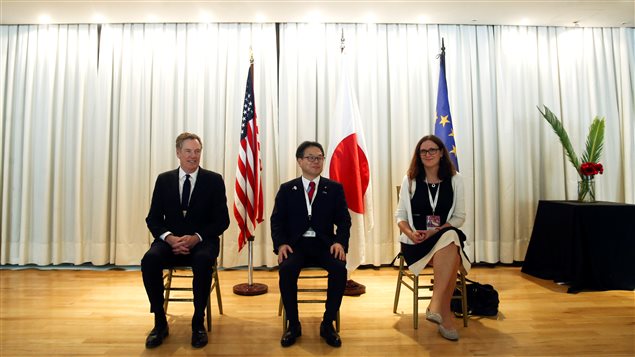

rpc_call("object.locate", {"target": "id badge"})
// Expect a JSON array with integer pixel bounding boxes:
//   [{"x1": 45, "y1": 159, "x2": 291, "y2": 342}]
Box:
[
  {"x1": 303, "y1": 228, "x2": 317, "y2": 237},
  {"x1": 426, "y1": 215, "x2": 441, "y2": 230}
]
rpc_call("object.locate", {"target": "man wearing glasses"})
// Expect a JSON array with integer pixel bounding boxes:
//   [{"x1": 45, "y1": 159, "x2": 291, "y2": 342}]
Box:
[{"x1": 271, "y1": 141, "x2": 352, "y2": 348}]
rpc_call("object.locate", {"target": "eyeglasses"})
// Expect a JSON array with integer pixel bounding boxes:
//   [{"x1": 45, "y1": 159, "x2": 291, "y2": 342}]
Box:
[
  {"x1": 303, "y1": 155, "x2": 325, "y2": 163},
  {"x1": 419, "y1": 148, "x2": 440, "y2": 156}
]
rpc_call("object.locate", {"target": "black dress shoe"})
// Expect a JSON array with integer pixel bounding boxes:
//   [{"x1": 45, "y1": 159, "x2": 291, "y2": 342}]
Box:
[
  {"x1": 191, "y1": 328, "x2": 208, "y2": 348},
  {"x1": 344, "y1": 279, "x2": 366, "y2": 296},
  {"x1": 280, "y1": 323, "x2": 302, "y2": 347},
  {"x1": 320, "y1": 321, "x2": 341, "y2": 347},
  {"x1": 145, "y1": 325, "x2": 169, "y2": 348}
]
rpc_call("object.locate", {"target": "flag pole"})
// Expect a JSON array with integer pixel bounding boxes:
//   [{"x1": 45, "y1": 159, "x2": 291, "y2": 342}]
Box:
[
  {"x1": 341, "y1": 29, "x2": 345, "y2": 53},
  {"x1": 233, "y1": 49, "x2": 267, "y2": 296},
  {"x1": 333, "y1": 29, "x2": 369, "y2": 296},
  {"x1": 435, "y1": 37, "x2": 460, "y2": 171},
  {"x1": 233, "y1": 235, "x2": 267, "y2": 295},
  {"x1": 437, "y1": 37, "x2": 445, "y2": 58},
  {"x1": 247, "y1": 238, "x2": 254, "y2": 285}
]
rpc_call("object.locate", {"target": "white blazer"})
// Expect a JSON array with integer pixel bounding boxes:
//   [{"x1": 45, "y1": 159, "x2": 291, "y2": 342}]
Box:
[{"x1": 395, "y1": 173, "x2": 466, "y2": 245}]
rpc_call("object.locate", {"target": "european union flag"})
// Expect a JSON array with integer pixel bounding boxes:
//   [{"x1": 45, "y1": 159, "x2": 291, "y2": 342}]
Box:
[{"x1": 434, "y1": 46, "x2": 459, "y2": 171}]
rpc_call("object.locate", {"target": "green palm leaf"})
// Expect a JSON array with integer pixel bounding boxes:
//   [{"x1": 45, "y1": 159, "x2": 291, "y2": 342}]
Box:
[
  {"x1": 580, "y1": 116, "x2": 605, "y2": 164},
  {"x1": 538, "y1": 105, "x2": 581, "y2": 173}
]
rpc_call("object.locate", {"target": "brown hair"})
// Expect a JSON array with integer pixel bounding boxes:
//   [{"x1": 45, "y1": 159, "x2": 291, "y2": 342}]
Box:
[
  {"x1": 175, "y1": 132, "x2": 202, "y2": 150},
  {"x1": 406, "y1": 135, "x2": 456, "y2": 181}
]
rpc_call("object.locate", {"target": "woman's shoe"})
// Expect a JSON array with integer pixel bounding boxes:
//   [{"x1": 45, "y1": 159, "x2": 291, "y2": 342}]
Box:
[
  {"x1": 425, "y1": 308, "x2": 443, "y2": 324},
  {"x1": 438, "y1": 325, "x2": 459, "y2": 341}
]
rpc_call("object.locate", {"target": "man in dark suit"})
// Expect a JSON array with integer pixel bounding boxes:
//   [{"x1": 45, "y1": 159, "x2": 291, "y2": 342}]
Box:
[
  {"x1": 271, "y1": 141, "x2": 351, "y2": 348},
  {"x1": 142, "y1": 132, "x2": 229, "y2": 349}
]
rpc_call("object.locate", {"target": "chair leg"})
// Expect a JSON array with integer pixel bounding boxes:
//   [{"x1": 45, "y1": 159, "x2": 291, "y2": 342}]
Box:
[
  {"x1": 460, "y1": 272, "x2": 468, "y2": 327},
  {"x1": 212, "y1": 265, "x2": 223, "y2": 315},
  {"x1": 335, "y1": 310, "x2": 340, "y2": 332},
  {"x1": 282, "y1": 305, "x2": 288, "y2": 331},
  {"x1": 413, "y1": 274, "x2": 419, "y2": 329},
  {"x1": 206, "y1": 296, "x2": 212, "y2": 332},
  {"x1": 163, "y1": 269, "x2": 174, "y2": 314},
  {"x1": 393, "y1": 255, "x2": 404, "y2": 314}
]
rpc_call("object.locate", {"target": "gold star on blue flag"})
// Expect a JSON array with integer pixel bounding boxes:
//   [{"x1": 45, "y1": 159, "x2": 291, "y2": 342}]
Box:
[{"x1": 434, "y1": 46, "x2": 459, "y2": 171}]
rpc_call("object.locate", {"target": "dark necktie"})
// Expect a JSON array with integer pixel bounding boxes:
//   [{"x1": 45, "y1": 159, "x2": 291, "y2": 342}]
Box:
[
  {"x1": 182, "y1": 174, "x2": 191, "y2": 211},
  {"x1": 307, "y1": 181, "x2": 316, "y2": 201}
]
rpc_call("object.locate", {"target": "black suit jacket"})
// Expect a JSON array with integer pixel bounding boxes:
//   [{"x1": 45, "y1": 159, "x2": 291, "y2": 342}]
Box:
[
  {"x1": 146, "y1": 167, "x2": 230, "y2": 253},
  {"x1": 271, "y1": 176, "x2": 351, "y2": 254}
]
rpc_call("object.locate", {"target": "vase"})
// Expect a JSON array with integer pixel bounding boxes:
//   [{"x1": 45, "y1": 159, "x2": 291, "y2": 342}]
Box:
[{"x1": 577, "y1": 176, "x2": 596, "y2": 202}]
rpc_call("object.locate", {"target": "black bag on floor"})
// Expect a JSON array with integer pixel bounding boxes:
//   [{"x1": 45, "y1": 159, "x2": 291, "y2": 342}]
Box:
[{"x1": 451, "y1": 278, "x2": 499, "y2": 316}]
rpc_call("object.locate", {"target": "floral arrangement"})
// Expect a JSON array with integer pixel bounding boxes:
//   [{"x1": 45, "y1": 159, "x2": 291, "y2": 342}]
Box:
[
  {"x1": 538, "y1": 105, "x2": 605, "y2": 201},
  {"x1": 579, "y1": 162, "x2": 604, "y2": 177}
]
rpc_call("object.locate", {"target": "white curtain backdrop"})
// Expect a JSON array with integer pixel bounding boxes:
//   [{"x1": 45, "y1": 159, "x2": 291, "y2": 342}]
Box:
[
  {"x1": 96, "y1": 23, "x2": 279, "y2": 268},
  {"x1": 1, "y1": 23, "x2": 633, "y2": 267},
  {"x1": 1, "y1": 23, "x2": 279, "y2": 266},
  {"x1": 1, "y1": 25, "x2": 100, "y2": 265},
  {"x1": 277, "y1": 24, "x2": 635, "y2": 266}
]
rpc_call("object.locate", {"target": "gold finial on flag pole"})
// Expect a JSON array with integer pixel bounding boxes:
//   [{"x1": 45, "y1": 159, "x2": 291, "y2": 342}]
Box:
[
  {"x1": 249, "y1": 46, "x2": 254, "y2": 64},
  {"x1": 436, "y1": 37, "x2": 446, "y2": 59}
]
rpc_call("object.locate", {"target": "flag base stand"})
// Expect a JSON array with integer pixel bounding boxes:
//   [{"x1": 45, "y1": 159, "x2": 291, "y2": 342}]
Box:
[
  {"x1": 232, "y1": 238, "x2": 268, "y2": 296},
  {"x1": 233, "y1": 282, "x2": 268, "y2": 296}
]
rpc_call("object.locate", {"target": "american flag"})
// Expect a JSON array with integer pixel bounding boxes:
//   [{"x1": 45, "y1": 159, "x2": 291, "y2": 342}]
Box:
[{"x1": 233, "y1": 63, "x2": 264, "y2": 251}]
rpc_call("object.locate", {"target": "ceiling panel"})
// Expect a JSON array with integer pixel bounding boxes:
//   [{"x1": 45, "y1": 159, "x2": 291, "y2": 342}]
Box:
[{"x1": 1, "y1": 0, "x2": 633, "y2": 27}]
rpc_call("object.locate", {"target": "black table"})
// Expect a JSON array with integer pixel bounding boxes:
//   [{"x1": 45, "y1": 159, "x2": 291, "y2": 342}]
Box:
[{"x1": 522, "y1": 200, "x2": 635, "y2": 293}]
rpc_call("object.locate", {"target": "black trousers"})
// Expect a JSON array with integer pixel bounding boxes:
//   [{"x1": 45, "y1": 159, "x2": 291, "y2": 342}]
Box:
[
  {"x1": 278, "y1": 237, "x2": 347, "y2": 325},
  {"x1": 141, "y1": 238, "x2": 218, "y2": 327}
]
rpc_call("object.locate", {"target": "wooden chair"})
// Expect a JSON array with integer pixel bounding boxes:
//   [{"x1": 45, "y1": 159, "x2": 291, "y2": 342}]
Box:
[
  {"x1": 393, "y1": 252, "x2": 468, "y2": 329},
  {"x1": 277, "y1": 267, "x2": 341, "y2": 332},
  {"x1": 163, "y1": 260, "x2": 223, "y2": 332}
]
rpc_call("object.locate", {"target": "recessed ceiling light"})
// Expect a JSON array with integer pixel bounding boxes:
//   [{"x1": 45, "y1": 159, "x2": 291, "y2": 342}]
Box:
[
  {"x1": 38, "y1": 14, "x2": 52, "y2": 24},
  {"x1": 92, "y1": 13, "x2": 107, "y2": 24},
  {"x1": 306, "y1": 10, "x2": 322, "y2": 23},
  {"x1": 255, "y1": 13, "x2": 267, "y2": 23},
  {"x1": 365, "y1": 12, "x2": 376, "y2": 24},
  {"x1": 199, "y1": 11, "x2": 213, "y2": 23},
  {"x1": 146, "y1": 14, "x2": 159, "y2": 23}
]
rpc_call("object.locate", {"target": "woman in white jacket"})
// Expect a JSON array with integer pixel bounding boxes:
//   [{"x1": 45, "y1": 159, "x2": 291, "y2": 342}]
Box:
[{"x1": 395, "y1": 135, "x2": 471, "y2": 341}]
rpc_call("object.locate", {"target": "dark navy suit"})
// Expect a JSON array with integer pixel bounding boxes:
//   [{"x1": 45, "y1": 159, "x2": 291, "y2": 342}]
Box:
[
  {"x1": 271, "y1": 176, "x2": 351, "y2": 324},
  {"x1": 142, "y1": 167, "x2": 229, "y2": 326}
]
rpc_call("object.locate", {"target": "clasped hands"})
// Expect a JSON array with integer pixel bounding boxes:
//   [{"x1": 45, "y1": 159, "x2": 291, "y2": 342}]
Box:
[
  {"x1": 408, "y1": 229, "x2": 438, "y2": 244},
  {"x1": 277, "y1": 243, "x2": 346, "y2": 264},
  {"x1": 165, "y1": 234, "x2": 200, "y2": 255}
]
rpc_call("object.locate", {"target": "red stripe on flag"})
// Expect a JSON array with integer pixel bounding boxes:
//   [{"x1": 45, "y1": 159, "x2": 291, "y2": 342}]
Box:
[{"x1": 329, "y1": 133, "x2": 370, "y2": 214}]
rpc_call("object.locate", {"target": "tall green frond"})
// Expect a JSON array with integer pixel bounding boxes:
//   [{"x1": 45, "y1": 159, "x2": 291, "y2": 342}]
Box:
[
  {"x1": 538, "y1": 105, "x2": 581, "y2": 172},
  {"x1": 580, "y1": 116, "x2": 605, "y2": 164}
]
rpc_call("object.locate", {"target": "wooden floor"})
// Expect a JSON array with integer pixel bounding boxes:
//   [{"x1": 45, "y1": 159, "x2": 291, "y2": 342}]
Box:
[{"x1": 1, "y1": 266, "x2": 634, "y2": 357}]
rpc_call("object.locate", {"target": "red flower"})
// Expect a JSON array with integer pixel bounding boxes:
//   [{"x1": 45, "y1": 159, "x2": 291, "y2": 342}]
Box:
[
  {"x1": 580, "y1": 162, "x2": 603, "y2": 176},
  {"x1": 595, "y1": 163, "x2": 604, "y2": 174}
]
